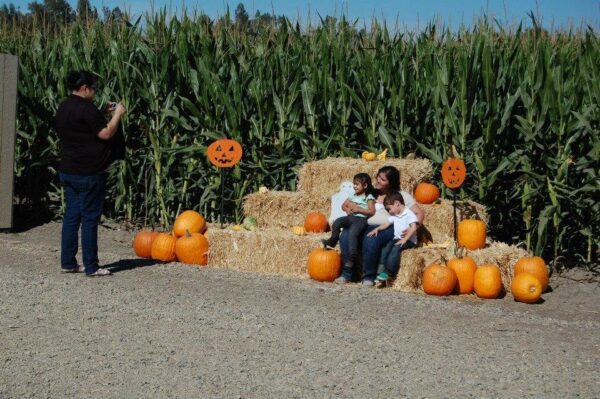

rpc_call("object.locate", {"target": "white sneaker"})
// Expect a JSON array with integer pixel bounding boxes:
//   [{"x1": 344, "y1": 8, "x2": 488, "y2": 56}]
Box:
[{"x1": 86, "y1": 268, "x2": 112, "y2": 277}]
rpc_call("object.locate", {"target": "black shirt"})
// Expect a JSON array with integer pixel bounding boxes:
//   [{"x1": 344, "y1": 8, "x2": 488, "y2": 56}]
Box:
[{"x1": 55, "y1": 94, "x2": 114, "y2": 175}]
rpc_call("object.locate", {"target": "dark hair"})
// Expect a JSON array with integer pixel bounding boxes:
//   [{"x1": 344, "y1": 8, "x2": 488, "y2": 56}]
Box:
[
  {"x1": 66, "y1": 70, "x2": 98, "y2": 91},
  {"x1": 383, "y1": 191, "x2": 405, "y2": 206},
  {"x1": 376, "y1": 166, "x2": 401, "y2": 193},
  {"x1": 353, "y1": 173, "x2": 376, "y2": 197}
]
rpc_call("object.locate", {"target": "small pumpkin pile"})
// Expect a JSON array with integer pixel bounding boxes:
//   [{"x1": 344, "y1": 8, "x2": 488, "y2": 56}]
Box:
[
  {"x1": 510, "y1": 256, "x2": 548, "y2": 304},
  {"x1": 132, "y1": 210, "x2": 209, "y2": 266}
]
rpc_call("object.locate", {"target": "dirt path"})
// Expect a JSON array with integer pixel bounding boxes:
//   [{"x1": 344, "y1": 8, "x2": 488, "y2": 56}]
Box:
[{"x1": 1, "y1": 222, "x2": 599, "y2": 398}]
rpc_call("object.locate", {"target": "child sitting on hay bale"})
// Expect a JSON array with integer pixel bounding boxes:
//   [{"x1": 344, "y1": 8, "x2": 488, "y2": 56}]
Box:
[
  {"x1": 367, "y1": 191, "x2": 419, "y2": 288},
  {"x1": 321, "y1": 173, "x2": 376, "y2": 283}
]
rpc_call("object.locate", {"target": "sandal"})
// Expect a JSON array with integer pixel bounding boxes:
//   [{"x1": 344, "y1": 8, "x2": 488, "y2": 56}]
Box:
[{"x1": 86, "y1": 268, "x2": 112, "y2": 277}]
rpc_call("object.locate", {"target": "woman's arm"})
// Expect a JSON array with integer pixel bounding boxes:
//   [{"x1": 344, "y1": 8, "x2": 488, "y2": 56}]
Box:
[
  {"x1": 97, "y1": 103, "x2": 126, "y2": 140},
  {"x1": 410, "y1": 204, "x2": 424, "y2": 225},
  {"x1": 397, "y1": 222, "x2": 419, "y2": 245},
  {"x1": 341, "y1": 200, "x2": 355, "y2": 214}
]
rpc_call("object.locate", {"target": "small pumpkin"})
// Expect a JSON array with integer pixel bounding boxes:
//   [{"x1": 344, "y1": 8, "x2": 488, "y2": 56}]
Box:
[
  {"x1": 514, "y1": 256, "x2": 549, "y2": 291},
  {"x1": 207, "y1": 138, "x2": 243, "y2": 168},
  {"x1": 447, "y1": 255, "x2": 477, "y2": 294},
  {"x1": 474, "y1": 264, "x2": 503, "y2": 299},
  {"x1": 242, "y1": 216, "x2": 258, "y2": 231},
  {"x1": 457, "y1": 219, "x2": 487, "y2": 250},
  {"x1": 414, "y1": 183, "x2": 440, "y2": 204},
  {"x1": 151, "y1": 232, "x2": 178, "y2": 262},
  {"x1": 173, "y1": 210, "x2": 206, "y2": 237},
  {"x1": 511, "y1": 272, "x2": 543, "y2": 304},
  {"x1": 292, "y1": 226, "x2": 305, "y2": 236},
  {"x1": 304, "y1": 212, "x2": 329, "y2": 233},
  {"x1": 441, "y1": 157, "x2": 466, "y2": 189},
  {"x1": 377, "y1": 148, "x2": 388, "y2": 160},
  {"x1": 231, "y1": 224, "x2": 243, "y2": 231},
  {"x1": 258, "y1": 186, "x2": 269, "y2": 194},
  {"x1": 175, "y1": 230, "x2": 209, "y2": 266},
  {"x1": 422, "y1": 263, "x2": 457, "y2": 296},
  {"x1": 307, "y1": 248, "x2": 341, "y2": 282},
  {"x1": 133, "y1": 230, "x2": 158, "y2": 258},
  {"x1": 361, "y1": 151, "x2": 376, "y2": 161}
]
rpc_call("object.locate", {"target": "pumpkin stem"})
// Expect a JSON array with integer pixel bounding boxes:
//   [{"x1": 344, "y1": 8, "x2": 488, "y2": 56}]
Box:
[{"x1": 185, "y1": 229, "x2": 192, "y2": 238}]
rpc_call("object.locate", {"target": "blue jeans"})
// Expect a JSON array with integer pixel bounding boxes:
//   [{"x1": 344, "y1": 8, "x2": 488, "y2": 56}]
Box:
[
  {"x1": 379, "y1": 239, "x2": 417, "y2": 277},
  {"x1": 59, "y1": 172, "x2": 107, "y2": 275},
  {"x1": 340, "y1": 224, "x2": 394, "y2": 281}
]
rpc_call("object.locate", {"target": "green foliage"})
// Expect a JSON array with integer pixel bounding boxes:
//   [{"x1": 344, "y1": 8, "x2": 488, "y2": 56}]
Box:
[{"x1": 0, "y1": 13, "x2": 598, "y2": 268}]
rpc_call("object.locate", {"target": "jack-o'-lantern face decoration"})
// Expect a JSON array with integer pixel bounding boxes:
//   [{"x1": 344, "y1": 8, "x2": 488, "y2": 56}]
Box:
[
  {"x1": 207, "y1": 139, "x2": 243, "y2": 168},
  {"x1": 441, "y1": 158, "x2": 466, "y2": 189}
]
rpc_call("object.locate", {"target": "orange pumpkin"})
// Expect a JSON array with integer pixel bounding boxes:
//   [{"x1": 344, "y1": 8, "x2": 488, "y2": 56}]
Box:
[
  {"x1": 441, "y1": 158, "x2": 466, "y2": 189},
  {"x1": 151, "y1": 233, "x2": 178, "y2": 262},
  {"x1": 511, "y1": 272, "x2": 543, "y2": 303},
  {"x1": 304, "y1": 212, "x2": 329, "y2": 233},
  {"x1": 447, "y1": 256, "x2": 477, "y2": 294},
  {"x1": 514, "y1": 256, "x2": 549, "y2": 291},
  {"x1": 133, "y1": 230, "x2": 158, "y2": 258},
  {"x1": 474, "y1": 264, "x2": 503, "y2": 299},
  {"x1": 173, "y1": 210, "x2": 206, "y2": 237},
  {"x1": 457, "y1": 219, "x2": 487, "y2": 250},
  {"x1": 422, "y1": 263, "x2": 457, "y2": 296},
  {"x1": 414, "y1": 183, "x2": 440, "y2": 204},
  {"x1": 207, "y1": 138, "x2": 243, "y2": 168},
  {"x1": 307, "y1": 248, "x2": 341, "y2": 282},
  {"x1": 175, "y1": 231, "x2": 209, "y2": 266}
]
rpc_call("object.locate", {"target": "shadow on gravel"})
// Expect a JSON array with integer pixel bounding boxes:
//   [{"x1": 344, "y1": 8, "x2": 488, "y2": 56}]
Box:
[{"x1": 105, "y1": 258, "x2": 161, "y2": 273}]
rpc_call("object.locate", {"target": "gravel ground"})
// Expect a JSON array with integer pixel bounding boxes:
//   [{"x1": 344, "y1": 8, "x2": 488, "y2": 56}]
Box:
[{"x1": 1, "y1": 222, "x2": 599, "y2": 398}]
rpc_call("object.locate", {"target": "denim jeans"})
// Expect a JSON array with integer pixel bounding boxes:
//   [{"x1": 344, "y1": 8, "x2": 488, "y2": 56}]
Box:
[
  {"x1": 379, "y1": 239, "x2": 417, "y2": 277},
  {"x1": 327, "y1": 215, "x2": 368, "y2": 279},
  {"x1": 340, "y1": 224, "x2": 394, "y2": 281},
  {"x1": 59, "y1": 172, "x2": 107, "y2": 275}
]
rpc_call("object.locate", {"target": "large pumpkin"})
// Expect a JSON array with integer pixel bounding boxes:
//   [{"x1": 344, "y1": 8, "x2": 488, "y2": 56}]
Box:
[
  {"x1": 447, "y1": 256, "x2": 477, "y2": 294},
  {"x1": 511, "y1": 272, "x2": 543, "y2": 304},
  {"x1": 133, "y1": 230, "x2": 158, "y2": 258},
  {"x1": 457, "y1": 219, "x2": 487, "y2": 250},
  {"x1": 304, "y1": 212, "x2": 329, "y2": 233},
  {"x1": 175, "y1": 231, "x2": 209, "y2": 266},
  {"x1": 474, "y1": 264, "x2": 503, "y2": 299},
  {"x1": 151, "y1": 233, "x2": 178, "y2": 262},
  {"x1": 422, "y1": 263, "x2": 457, "y2": 296},
  {"x1": 207, "y1": 138, "x2": 243, "y2": 168},
  {"x1": 173, "y1": 210, "x2": 206, "y2": 237},
  {"x1": 414, "y1": 183, "x2": 440, "y2": 204},
  {"x1": 307, "y1": 248, "x2": 341, "y2": 282},
  {"x1": 441, "y1": 158, "x2": 466, "y2": 189},
  {"x1": 514, "y1": 256, "x2": 549, "y2": 291}
]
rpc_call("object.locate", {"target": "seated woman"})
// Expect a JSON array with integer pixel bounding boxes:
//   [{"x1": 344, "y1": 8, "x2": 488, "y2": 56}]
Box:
[{"x1": 339, "y1": 166, "x2": 424, "y2": 286}]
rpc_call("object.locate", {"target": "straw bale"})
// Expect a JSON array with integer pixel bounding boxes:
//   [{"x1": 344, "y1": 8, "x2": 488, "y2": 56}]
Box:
[
  {"x1": 243, "y1": 191, "x2": 329, "y2": 228},
  {"x1": 419, "y1": 199, "x2": 489, "y2": 243},
  {"x1": 297, "y1": 157, "x2": 432, "y2": 197},
  {"x1": 392, "y1": 241, "x2": 528, "y2": 293},
  {"x1": 207, "y1": 225, "x2": 328, "y2": 277}
]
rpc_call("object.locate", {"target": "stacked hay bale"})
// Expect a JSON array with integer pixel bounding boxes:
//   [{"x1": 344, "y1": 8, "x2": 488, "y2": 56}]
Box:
[{"x1": 209, "y1": 156, "x2": 521, "y2": 293}]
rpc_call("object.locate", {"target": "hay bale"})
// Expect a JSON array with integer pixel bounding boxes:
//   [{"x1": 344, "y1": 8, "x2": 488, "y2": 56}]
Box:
[
  {"x1": 419, "y1": 199, "x2": 489, "y2": 243},
  {"x1": 297, "y1": 157, "x2": 432, "y2": 196},
  {"x1": 392, "y1": 241, "x2": 528, "y2": 293},
  {"x1": 243, "y1": 191, "x2": 329, "y2": 228},
  {"x1": 207, "y1": 225, "x2": 328, "y2": 277}
]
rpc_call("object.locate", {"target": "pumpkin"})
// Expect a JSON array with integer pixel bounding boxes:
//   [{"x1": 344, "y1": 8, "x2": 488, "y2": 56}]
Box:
[
  {"x1": 511, "y1": 272, "x2": 543, "y2": 303},
  {"x1": 441, "y1": 157, "x2": 466, "y2": 189},
  {"x1": 414, "y1": 183, "x2": 440, "y2": 204},
  {"x1": 474, "y1": 264, "x2": 503, "y2": 299},
  {"x1": 242, "y1": 216, "x2": 258, "y2": 231},
  {"x1": 258, "y1": 186, "x2": 269, "y2": 194},
  {"x1": 307, "y1": 248, "x2": 341, "y2": 282},
  {"x1": 207, "y1": 138, "x2": 243, "y2": 168},
  {"x1": 231, "y1": 224, "x2": 243, "y2": 231},
  {"x1": 304, "y1": 212, "x2": 329, "y2": 233},
  {"x1": 151, "y1": 233, "x2": 178, "y2": 262},
  {"x1": 292, "y1": 226, "x2": 305, "y2": 235},
  {"x1": 457, "y1": 219, "x2": 487, "y2": 250},
  {"x1": 422, "y1": 263, "x2": 457, "y2": 296},
  {"x1": 447, "y1": 255, "x2": 477, "y2": 294},
  {"x1": 377, "y1": 148, "x2": 388, "y2": 160},
  {"x1": 361, "y1": 151, "x2": 376, "y2": 161},
  {"x1": 173, "y1": 210, "x2": 206, "y2": 237},
  {"x1": 514, "y1": 256, "x2": 549, "y2": 291},
  {"x1": 133, "y1": 230, "x2": 158, "y2": 258},
  {"x1": 175, "y1": 230, "x2": 209, "y2": 266}
]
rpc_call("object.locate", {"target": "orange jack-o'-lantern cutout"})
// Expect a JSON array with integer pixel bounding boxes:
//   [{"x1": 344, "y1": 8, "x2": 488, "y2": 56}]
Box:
[
  {"x1": 207, "y1": 139, "x2": 243, "y2": 168},
  {"x1": 442, "y1": 158, "x2": 466, "y2": 189}
]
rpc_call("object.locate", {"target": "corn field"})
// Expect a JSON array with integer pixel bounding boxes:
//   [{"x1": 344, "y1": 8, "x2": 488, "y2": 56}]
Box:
[{"x1": 0, "y1": 13, "x2": 598, "y2": 268}]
